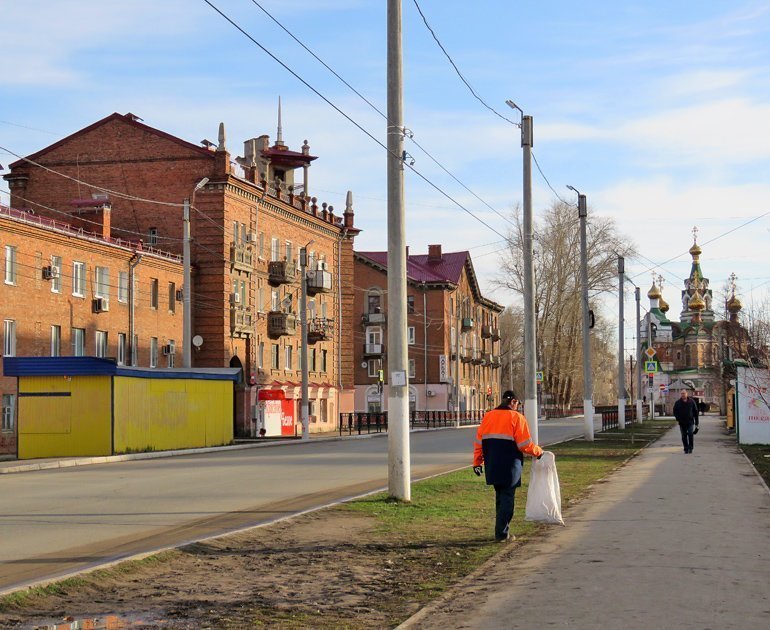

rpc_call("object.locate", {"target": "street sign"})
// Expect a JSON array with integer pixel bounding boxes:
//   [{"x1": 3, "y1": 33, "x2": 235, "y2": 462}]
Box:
[
  {"x1": 659, "y1": 384, "x2": 669, "y2": 393},
  {"x1": 536, "y1": 370, "x2": 544, "y2": 383},
  {"x1": 645, "y1": 347, "x2": 656, "y2": 358},
  {"x1": 644, "y1": 361, "x2": 658, "y2": 373}
]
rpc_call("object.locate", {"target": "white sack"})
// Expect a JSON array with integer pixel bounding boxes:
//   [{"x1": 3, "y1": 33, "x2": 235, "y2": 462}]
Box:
[{"x1": 525, "y1": 451, "x2": 565, "y2": 525}]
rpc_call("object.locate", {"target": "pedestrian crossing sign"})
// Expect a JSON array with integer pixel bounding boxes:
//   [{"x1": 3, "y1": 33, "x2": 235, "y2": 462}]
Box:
[{"x1": 645, "y1": 360, "x2": 658, "y2": 373}]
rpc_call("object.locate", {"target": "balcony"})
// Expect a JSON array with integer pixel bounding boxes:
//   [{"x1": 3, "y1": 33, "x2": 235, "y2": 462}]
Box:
[
  {"x1": 306, "y1": 269, "x2": 332, "y2": 295},
  {"x1": 483, "y1": 353, "x2": 494, "y2": 366},
  {"x1": 461, "y1": 317, "x2": 474, "y2": 331},
  {"x1": 471, "y1": 350, "x2": 483, "y2": 365},
  {"x1": 481, "y1": 325, "x2": 492, "y2": 339},
  {"x1": 267, "y1": 311, "x2": 297, "y2": 338},
  {"x1": 461, "y1": 351, "x2": 472, "y2": 363},
  {"x1": 308, "y1": 317, "x2": 333, "y2": 344},
  {"x1": 490, "y1": 355, "x2": 501, "y2": 368},
  {"x1": 230, "y1": 243, "x2": 254, "y2": 273},
  {"x1": 491, "y1": 327, "x2": 500, "y2": 341},
  {"x1": 363, "y1": 311, "x2": 386, "y2": 324},
  {"x1": 363, "y1": 343, "x2": 384, "y2": 356},
  {"x1": 268, "y1": 260, "x2": 297, "y2": 285},
  {"x1": 230, "y1": 307, "x2": 254, "y2": 337}
]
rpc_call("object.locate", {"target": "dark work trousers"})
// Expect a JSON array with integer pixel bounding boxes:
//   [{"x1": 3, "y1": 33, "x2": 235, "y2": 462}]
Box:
[
  {"x1": 493, "y1": 484, "x2": 516, "y2": 540},
  {"x1": 679, "y1": 422, "x2": 695, "y2": 452}
]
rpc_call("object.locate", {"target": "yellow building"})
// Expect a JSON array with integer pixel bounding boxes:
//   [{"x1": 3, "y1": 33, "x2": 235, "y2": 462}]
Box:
[{"x1": 3, "y1": 357, "x2": 239, "y2": 459}]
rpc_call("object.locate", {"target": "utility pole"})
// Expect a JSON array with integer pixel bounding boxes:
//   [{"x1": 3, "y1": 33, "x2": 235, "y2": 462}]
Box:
[
  {"x1": 648, "y1": 316, "x2": 654, "y2": 420},
  {"x1": 635, "y1": 286, "x2": 643, "y2": 423},
  {"x1": 300, "y1": 243, "x2": 313, "y2": 441},
  {"x1": 386, "y1": 0, "x2": 410, "y2": 501},
  {"x1": 569, "y1": 188, "x2": 594, "y2": 441},
  {"x1": 183, "y1": 177, "x2": 209, "y2": 369},
  {"x1": 618, "y1": 255, "x2": 626, "y2": 429}
]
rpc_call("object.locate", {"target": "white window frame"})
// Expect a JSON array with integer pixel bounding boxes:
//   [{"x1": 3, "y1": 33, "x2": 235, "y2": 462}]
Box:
[
  {"x1": 94, "y1": 266, "x2": 109, "y2": 301},
  {"x1": 72, "y1": 261, "x2": 86, "y2": 297},
  {"x1": 95, "y1": 330, "x2": 108, "y2": 358},
  {"x1": 271, "y1": 290, "x2": 280, "y2": 311},
  {"x1": 72, "y1": 327, "x2": 85, "y2": 356},
  {"x1": 168, "y1": 282, "x2": 176, "y2": 313},
  {"x1": 258, "y1": 341, "x2": 264, "y2": 369},
  {"x1": 1, "y1": 394, "x2": 15, "y2": 433},
  {"x1": 408, "y1": 358, "x2": 416, "y2": 379},
  {"x1": 321, "y1": 349, "x2": 328, "y2": 373},
  {"x1": 118, "y1": 271, "x2": 129, "y2": 303},
  {"x1": 271, "y1": 237, "x2": 280, "y2": 261},
  {"x1": 408, "y1": 326, "x2": 416, "y2": 345},
  {"x1": 366, "y1": 326, "x2": 382, "y2": 346},
  {"x1": 51, "y1": 255, "x2": 62, "y2": 293},
  {"x1": 50, "y1": 325, "x2": 61, "y2": 357},
  {"x1": 117, "y1": 333, "x2": 126, "y2": 366},
  {"x1": 285, "y1": 345, "x2": 293, "y2": 371},
  {"x1": 285, "y1": 241, "x2": 293, "y2": 263},
  {"x1": 4, "y1": 245, "x2": 16, "y2": 285},
  {"x1": 148, "y1": 227, "x2": 158, "y2": 246},
  {"x1": 258, "y1": 232, "x2": 265, "y2": 258},
  {"x1": 167, "y1": 339, "x2": 175, "y2": 368},
  {"x1": 271, "y1": 343, "x2": 280, "y2": 369},
  {"x1": 3, "y1": 320, "x2": 16, "y2": 356},
  {"x1": 150, "y1": 337, "x2": 158, "y2": 368},
  {"x1": 150, "y1": 278, "x2": 159, "y2": 310},
  {"x1": 368, "y1": 359, "x2": 378, "y2": 377}
]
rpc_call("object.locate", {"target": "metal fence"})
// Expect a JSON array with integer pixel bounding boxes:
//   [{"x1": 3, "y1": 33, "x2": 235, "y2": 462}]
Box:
[
  {"x1": 338, "y1": 410, "x2": 486, "y2": 435},
  {"x1": 595, "y1": 404, "x2": 651, "y2": 431}
]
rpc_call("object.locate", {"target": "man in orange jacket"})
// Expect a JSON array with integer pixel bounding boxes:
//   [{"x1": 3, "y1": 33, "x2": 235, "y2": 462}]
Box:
[{"x1": 473, "y1": 390, "x2": 543, "y2": 541}]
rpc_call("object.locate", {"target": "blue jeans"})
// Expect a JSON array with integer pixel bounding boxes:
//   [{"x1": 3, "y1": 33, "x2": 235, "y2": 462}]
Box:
[
  {"x1": 494, "y1": 484, "x2": 517, "y2": 539},
  {"x1": 679, "y1": 422, "x2": 694, "y2": 452}
]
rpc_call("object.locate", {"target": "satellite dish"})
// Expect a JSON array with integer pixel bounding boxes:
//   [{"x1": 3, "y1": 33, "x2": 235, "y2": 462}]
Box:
[{"x1": 192, "y1": 335, "x2": 203, "y2": 348}]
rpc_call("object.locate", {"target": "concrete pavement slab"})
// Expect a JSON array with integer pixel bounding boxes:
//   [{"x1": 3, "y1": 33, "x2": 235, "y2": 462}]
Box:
[{"x1": 400, "y1": 415, "x2": 770, "y2": 630}]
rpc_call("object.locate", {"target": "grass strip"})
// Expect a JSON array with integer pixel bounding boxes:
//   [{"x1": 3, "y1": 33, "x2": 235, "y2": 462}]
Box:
[{"x1": 740, "y1": 443, "x2": 770, "y2": 487}]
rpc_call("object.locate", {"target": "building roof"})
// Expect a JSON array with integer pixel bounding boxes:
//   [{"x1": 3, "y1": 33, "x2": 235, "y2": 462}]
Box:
[{"x1": 355, "y1": 249, "x2": 504, "y2": 312}]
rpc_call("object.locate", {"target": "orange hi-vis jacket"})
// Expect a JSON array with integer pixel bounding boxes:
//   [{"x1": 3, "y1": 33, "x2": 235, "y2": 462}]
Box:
[{"x1": 473, "y1": 406, "x2": 543, "y2": 487}]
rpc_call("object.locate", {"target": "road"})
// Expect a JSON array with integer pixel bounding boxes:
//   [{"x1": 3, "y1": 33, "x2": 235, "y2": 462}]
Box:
[{"x1": 0, "y1": 418, "x2": 590, "y2": 593}]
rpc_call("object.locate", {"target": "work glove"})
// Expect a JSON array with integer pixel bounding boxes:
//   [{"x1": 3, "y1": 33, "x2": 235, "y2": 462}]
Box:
[{"x1": 473, "y1": 466, "x2": 483, "y2": 476}]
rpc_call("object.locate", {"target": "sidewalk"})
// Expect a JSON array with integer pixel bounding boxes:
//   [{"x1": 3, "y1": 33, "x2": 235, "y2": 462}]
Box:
[{"x1": 401, "y1": 415, "x2": 770, "y2": 629}]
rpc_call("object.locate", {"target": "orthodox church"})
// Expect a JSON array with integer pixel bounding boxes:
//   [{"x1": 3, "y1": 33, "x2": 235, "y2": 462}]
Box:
[{"x1": 640, "y1": 229, "x2": 760, "y2": 414}]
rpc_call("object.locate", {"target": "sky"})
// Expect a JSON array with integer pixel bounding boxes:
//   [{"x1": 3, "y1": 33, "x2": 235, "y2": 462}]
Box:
[{"x1": 1, "y1": 0, "x2": 769, "y2": 350}]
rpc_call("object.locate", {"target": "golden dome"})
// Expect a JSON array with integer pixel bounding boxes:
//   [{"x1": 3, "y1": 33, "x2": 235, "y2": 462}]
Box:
[
  {"x1": 727, "y1": 294, "x2": 742, "y2": 313},
  {"x1": 688, "y1": 290, "x2": 706, "y2": 311},
  {"x1": 659, "y1": 294, "x2": 669, "y2": 313},
  {"x1": 689, "y1": 242, "x2": 702, "y2": 257},
  {"x1": 647, "y1": 282, "x2": 661, "y2": 299}
]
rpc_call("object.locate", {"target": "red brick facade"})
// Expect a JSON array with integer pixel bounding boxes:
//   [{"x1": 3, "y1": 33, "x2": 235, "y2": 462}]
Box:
[
  {"x1": 353, "y1": 247, "x2": 503, "y2": 413},
  {"x1": 4, "y1": 113, "x2": 358, "y2": 438},
  {"x1": 0, "y1": 204, "x2": 183, "y2": 455}
]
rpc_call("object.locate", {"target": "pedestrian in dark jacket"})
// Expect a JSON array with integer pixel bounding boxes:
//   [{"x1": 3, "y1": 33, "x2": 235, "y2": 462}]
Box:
[
  {"x1": 473, "y1": 390, "x2": 543, "y2": 541},
  {"x1": 673, "y1": 389, "x2": 699, "y2": 454}
]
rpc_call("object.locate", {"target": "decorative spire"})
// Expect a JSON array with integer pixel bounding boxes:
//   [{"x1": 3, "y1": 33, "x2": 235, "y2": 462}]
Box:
[
  {"x1": 727, "y1": 272, "x2": 742, "y2": 318},
  {"x1": 275, "y1": 96, "x2": 285, "y2": 147},
  {"x1": 657, "y1": 274, "x2": 670, "y2": 313},
  {"x1": 217, "y1": 122, "x2": 227, "y2": 152},
  {"x1": 689, "y1": 225, "x2": 702, "y2": 258},
  {"x1": 647, "y1": 275, "x2": 661, "y2": 300}
]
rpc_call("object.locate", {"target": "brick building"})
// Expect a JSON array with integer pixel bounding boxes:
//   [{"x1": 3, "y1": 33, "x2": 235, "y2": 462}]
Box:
[
  {"x1": 353, "y1": 245, "x2": 503, "y2": 413},
  {"x1": 0, "y1": 202, "x2": 183, "y2": 456},
  {"x1": 3, "y1": 112, "x2": 359, "y2": 436}
]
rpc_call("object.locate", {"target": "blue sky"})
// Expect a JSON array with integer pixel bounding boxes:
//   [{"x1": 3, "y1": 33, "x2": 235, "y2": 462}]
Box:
[{"x1": 2, "y1": 0, "x2": 769, "y2": 339}]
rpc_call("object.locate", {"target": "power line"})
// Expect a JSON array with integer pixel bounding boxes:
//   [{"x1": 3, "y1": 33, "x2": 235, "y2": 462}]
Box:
[
  {"x1": 202, "y1": 0, "x2": 509, "y2": 240},
  {"x1": 531, "y1": 151, "x2": 573, "y2": 206}
]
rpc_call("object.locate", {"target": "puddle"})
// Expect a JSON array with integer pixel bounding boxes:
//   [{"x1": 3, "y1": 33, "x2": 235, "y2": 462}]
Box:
[{"x1": 28, "y1": 613, "x2": 170, "y2": 629}]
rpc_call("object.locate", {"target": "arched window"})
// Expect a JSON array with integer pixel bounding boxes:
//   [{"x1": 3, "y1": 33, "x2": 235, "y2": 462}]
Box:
[
  {"x1": 367, "y1": 289, "x2": 382, "y2": 314},
  {"x1": 684, "y1": 345, "x2": 691, "y2": 367}
]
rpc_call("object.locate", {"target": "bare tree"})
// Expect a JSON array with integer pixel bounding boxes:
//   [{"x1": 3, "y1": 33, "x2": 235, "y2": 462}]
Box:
[{"x1": 495, "y1": 200, "x2": 635, "y2": 411}]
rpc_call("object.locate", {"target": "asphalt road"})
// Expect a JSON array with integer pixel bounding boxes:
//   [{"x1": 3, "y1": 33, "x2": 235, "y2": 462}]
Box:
[{"x1": 0, "y1": 418, "x2": 591, "y2": 593}]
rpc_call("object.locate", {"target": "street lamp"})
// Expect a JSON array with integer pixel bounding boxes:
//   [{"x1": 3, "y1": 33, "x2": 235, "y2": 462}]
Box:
[
  {"x1": 183, "y1": 176, "x2": 209, "y2": 368},
  {"x1": 566, "y1": 185, "x2": 593, "y2": 440},
  {"x1": 300, "y1": 239, "x2": 314, "y2": 440}
]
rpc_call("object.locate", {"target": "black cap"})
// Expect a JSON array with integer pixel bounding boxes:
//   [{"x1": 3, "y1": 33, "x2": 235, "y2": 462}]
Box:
[{"x1": 502, "y1": 390, "x2": 518, "y2": 402}]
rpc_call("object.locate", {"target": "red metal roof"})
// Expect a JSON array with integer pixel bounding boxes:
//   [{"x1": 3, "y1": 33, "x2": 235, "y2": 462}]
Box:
[{"x1": 356, "y1": 250, "x2": 469, "y2": 284}]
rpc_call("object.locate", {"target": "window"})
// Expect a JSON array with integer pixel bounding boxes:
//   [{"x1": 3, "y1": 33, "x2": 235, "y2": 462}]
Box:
[
  {"x1": 72, "y1": 262, "x2": 86, "y2": 297},
  {"x1": 233, "y1": 221, "x2": 239, "y2": 244},
  {"x1": 51, "y1": 325, "x2": 61, "y2": 357},
  {"x1": 271, "y1": 344, "x2": 280, "y2": 369},
  {"x1": 117, "y1": 333, "x2": 126, "y2": 365},
  {"x1": 150, "y1": 278, "x2": 159, "y2": 309},
  {"x1": 366, "y1": 326, "x2": 382, "y2": 345},
  {"x1": 271, "y1": 290, "x2": 280, "y2": 311},
  {"x1": 367, "y1": 291, "x2": 381, "y2": 313},
  {"x1": 285, "y1": 345, "x2": 293, "y2": 371},
  {"x1": 51, "y1": 255, "x2": 62, "y2": 293},
  {"x1": 148, "y1": 227, "x2": 158, "y2": 246},
  {"x1": 407, "y1": 295, "x2": 415, "y2": 314},
  {"x1": 258, "y1": 286, "x2": 264, "y2": 312},
  {"x1": 451, "y1": 326, "x2": 456, "y2": 347},
  {"x1": 132, "y1": 334, "x2": 139, "y2": 366},
  {"x1": 96, "y1": 331, "x2": 108, "y2": 358},
  {"x1": 258, "y1": 342, "x2": 264, "y2": 369},
  {"x1": 150, "y1": 337, "x2": 158, "y2": 368},
  {"x1": 408, "y1": 359, "x2": 416, "y2": 379},
  {"x1": 94, "y1": 266, "x2": 109, "y2": 300},
  {"x1": 450, "y1": 297, "x2": 454, "y2": 317},
  {"x1": 258, "y1": 232, "x2": 265, "y2": 258},
  {"x1": 4, "y1": 246, "x2": 16, "y2": 285},
  {"x1": 285, "y1": 241, "x2": 293, "y2": 263},
  {"x1": 271, "y1": 237, "x2": 280, "y2": 261},
  {"x1": 168, "y1": 282, "x2": 176, "y2": 313},
  {"x1": 72, "y1": 327, "x2": 85, "y2": 356},
  {"x1": 297, "y1": 345, "x2": 302, "y2": 371},
  {"x1": 408, "y1": 326, "x2": 416, "y2": 345},
  {"x1": 308, "y1": 250, "x2": 317, "y2": 270},
  {"x1": 368, "y1": 359, "x2": 378, "y2": 377},
  {"x1": 3, "y1": 320, "x2": 16, "y2": 356},
  {"x1": 309, "y1": 348, "x2": 317, "y2": 372},
  {"x1": 117, "y1": 271, "x2": 129, "y2": 303},
  {"x1": 239, "y1": 279, "x2": 246, "y2": 306},
  {"x1": 167, "y1": 340, "x2": 175, "y2": 368},
  {"x1": 1, "y1": 394, "x2": 15, "y2": 432},
  {"x1": 321, "y1": 349, "x2": 328, "y2": 373}
]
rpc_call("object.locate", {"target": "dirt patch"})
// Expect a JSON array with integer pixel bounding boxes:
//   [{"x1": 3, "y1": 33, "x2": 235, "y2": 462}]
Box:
[{"x1": 0, "y1": 510, "x2": 475, "y2": 629}]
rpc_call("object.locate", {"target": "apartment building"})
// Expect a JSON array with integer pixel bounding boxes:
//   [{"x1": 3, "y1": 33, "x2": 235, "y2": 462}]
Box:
[
  {"x1": 0, "y1": 201, "x2": 183, "y2": 456},
  {"x1": 353, "y1": 245, "x2": 503, "y2": 413},
  {"x1": 4, "y1": 111, "x2": 359, "y2": 436}
]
